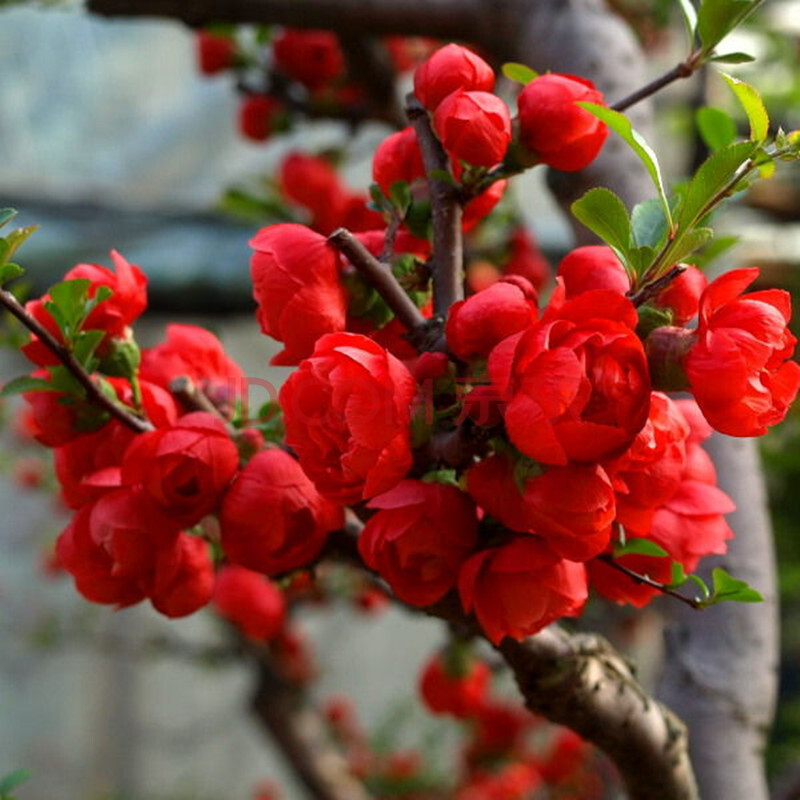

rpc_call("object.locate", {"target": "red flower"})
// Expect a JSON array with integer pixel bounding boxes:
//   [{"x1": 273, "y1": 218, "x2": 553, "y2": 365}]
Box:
[
  {"x1": 446, "y1": 277, "x2": 537, "y2": 361},
  {"x1": 238, "y1": 94, "x2": 284, "y2": 142},
  {"x1": 462, "y1": 179, "x2": 507, "y2": 231},
  {"x1": 491, "y1": 291, "x2": 650, "y2": 465},
  {"x1": 22, "y1": 376, "x2": 99, "y2": 447},
  {"x1": 121, "y1": 412, "x2": 239, "y2": 526},
  {"x1": 653, "y1": 264, "x2": 707, "y2": 325},
  {"x1": 213, "y1": 565, "x2": 287, "y2": 641},
  {"x1": 23, "y1": 251, "x2": 147, "y2": 367},
  {"x1": 604, "y1": 391, "x2": 689, "y2": 533},
  {"x1": 220, "y1": 449, "x2": 343, "y2": 575},
  {"x1": 280, "y1": 333, "x2": 416, "y2": 503},
  {"x1": 273, "y1": 29, "x2": 345, "y2": 89},
  {"x1": 149, "y1": 533, "x2": 215, "y2": 618},
  {"x1": 414, "y1": 44, "x2": 495, "y2": 111},
  {"x1": 140, "y1": 323, "x2": 245, "y2": 414},
  {"x1": 358, "y1": 480, "x2": 478, "y2": 606},
  {"x1": 467, "y1": 454, "x2": 615, "y2": 562},
  {"x1": 196, "y1": 31, "x2": 235, "y2": 75},
  {"x1": 280, "y1": 152, "x2": 351, "y2": 234},
  {"x1": 372, "y1": 127, "x2": 426, "y2": 197},
  {"x1": 250, "y1": 223, "x2": 347, "y2": 365},
  {"x1": 685, "y1": 267, "x2": 800, "y2": 436},
  {"x1": 557, "y1": 245, "x2": 630, "y2": 297},
  {"x1": 517, "y1": 74, "x2": 608, "y2": 171},
  {"x1": 433, "y1": 90, "x2": 511, "y2": 168},
  {"x1": 459, "y1": 537, "x2": 587, "y2": 644}
]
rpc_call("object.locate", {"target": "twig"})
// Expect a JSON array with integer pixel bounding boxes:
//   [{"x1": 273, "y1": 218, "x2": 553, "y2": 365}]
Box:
[
  {"x1": 596, "y1": 554, "x2": 703, "y2": 610},
  {"x1": 406, "y1": 96, "x2": 464, "y2": 319},
  {"x1": 328, "y1": 227, "x2": 429, "y2": 339},
  {"x1": 0, "y1": 288, "x2": 152, "y2": 433},
  {"x1": 628, "y1": 264, "x2": 687, "y2": 307},
  {"x1": 611, "y1": 51, "x2": 702, "y2": 112}
]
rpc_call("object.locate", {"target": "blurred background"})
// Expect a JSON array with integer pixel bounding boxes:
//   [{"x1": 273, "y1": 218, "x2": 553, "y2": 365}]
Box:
[{"x1": 2, "y1": 1, "x2": 800, "y2": 798}]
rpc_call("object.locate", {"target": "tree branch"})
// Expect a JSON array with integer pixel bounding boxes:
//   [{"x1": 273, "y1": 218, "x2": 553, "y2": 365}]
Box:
[
  {"x1": 610, "y1": 51, "x2": 701, "y2": 113},
  {"x1": 406, "y1": 97, "x2": 463, "y2": 319},
  {"x1": 244, "y1": 635, "x2": 371, "y2": 800},
  {"x1": 0, "y1": 287, "x2": 152, "y2": 433}
]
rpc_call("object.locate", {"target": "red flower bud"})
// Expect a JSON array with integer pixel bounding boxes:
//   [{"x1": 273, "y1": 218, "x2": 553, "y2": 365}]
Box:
[
  {"x1": 652, "y1": 264, "x2": 707, "y2": 325},
  {"x1": 372, "y1": 127, "x2": 426, "y2": 197},
  {"x1": 149, "y1": 534, "x2": 215, "y2": 618},
  {"x1": 419, "y1": 652, "x2": 489, "y2": 718},
  {"x1": 557, "y1": 245, "x2": 630, "y2": 297},
  {"x1": 414, "y1": 44, "x2": 495, "y2": 111},
  {"x1": 213, "y1": 565, "x2": 286, "y2": 641},
  {"x1": 273, "y1": 29, "x2": 345, "y2": 90},
  {"x1": 517, "y1": 74, "x2": 608, "y2": 171},
  {"x1": 196, "y1": 31, "x2": 236, "y2": 75},
  {"x1": 433, "y1": 89, "x2": 511, "y2": 168},
  {"x1": 238, "y1": 94, "x2": 284, "y2": 142}
]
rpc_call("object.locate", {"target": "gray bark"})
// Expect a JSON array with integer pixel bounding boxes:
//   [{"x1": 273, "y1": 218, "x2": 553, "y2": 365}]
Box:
[{"x1": 658, "y1": 435, "x2": 779, "y2": 800}]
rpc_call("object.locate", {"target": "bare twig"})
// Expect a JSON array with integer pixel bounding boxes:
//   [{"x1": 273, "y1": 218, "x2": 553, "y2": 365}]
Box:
[
  {"x1": 611, "y1": 51, "x2": 702, "y2": 112},
  {"x1": 0, "y1": 288, "x2": 152, "y2": 433},
  {"x1": 628, "y1": 264, "x2": 687, "y2": 308}
]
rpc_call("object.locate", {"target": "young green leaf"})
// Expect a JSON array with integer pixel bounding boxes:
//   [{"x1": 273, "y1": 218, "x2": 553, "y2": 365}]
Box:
[
  {"x1": 631, "y1": 198, "x2": 668, "y2": 249},
  {"x1": 709, "y1": 51, "x2": 755, "y2": 63},
  {"x1": 720, "y1": 72, "x2": 769, "y2": 142},
  {"x1": 571, "y1": 187, "x2": 632, "y2": 261},
  {"x1": 670, "y1": 561, "x2": 689, "y2": 587},
  {"x1": 0, "y1": 375, "x2": 58, "y2": 397},
  {"x1": 697, "y1": 0, "x2": 761, "y2": 55},
  {"x1": 707, "y1": 566, "x2": 764, "y2": 603},
  {"x1": 677, "y1": 0, "x2": 699, "y2": 42},
  {"x1": 613, "y1": 538, "x2": 669, "y2": 558},
  {"x1": 696, "y1": 106, "x2": 738, "y2": 151},
  {"x1": 665, "y1": 226, "x2": 715, "y2": 265},
  {"x1": 48, "y1": 279, "x2": 91, "y2": 338},
  {"x1": 2, "y1": 226, "x2": 38, "y2": 265},
  {"x1": 389, "y1": 180, "x2": 412, "y2": 213},
  {"x1": 0, "y1": 209, "x2": 18, "y2": 229},
  {"x1": 0, "y1": 262, "x2": 24, "y2": 285},
  {"x1": 502, "y1": 62, "x2": 538, "y2": 84},
  {"x1": 577, "y1": 103, "x2": 673, "y2": 227}
]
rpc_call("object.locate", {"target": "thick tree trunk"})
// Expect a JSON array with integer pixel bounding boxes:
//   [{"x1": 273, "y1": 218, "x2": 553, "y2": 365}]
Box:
[{"x1": 657, "y1": 435, "x2": 779, "y2": 800}]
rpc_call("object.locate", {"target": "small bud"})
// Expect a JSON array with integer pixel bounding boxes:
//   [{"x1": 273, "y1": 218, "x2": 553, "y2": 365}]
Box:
[{"x1": 645, "y1": 326, "x2": 694, "y2": 391}]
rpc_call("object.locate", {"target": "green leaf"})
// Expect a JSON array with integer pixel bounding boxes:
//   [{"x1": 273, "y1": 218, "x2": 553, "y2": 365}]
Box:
[
  {"x1": 677, "y1": 0, "x2": 698, "y2": 41},
  {"x1": 697, "y1": 0, "x2": 760, "y2": 54},
  {"x1": 666, "y1": 226, "x2": 715, "y2": 264},
  {"x1": 578, "y1": 103, "x2": 672, "y2": 227},
  {"x1": 677, "y1": 140, "x2": 757, "y2": 230},
  {"x1": 670, "y1": 561, "x2": 689, "y2": 587},
  {"x1": 571, "y1": 187, "x2": 632, "y2": 260},
  {"x1": 0, "y1": 209, "x2": 18, "y2": 229},
  {"x1": 693, "y1": 233, "x2": 738, "y2": 267},
  {"x1": 72, "y1": 329, "x2": 106, "y2": 368},
  {"x1": 720, "y1": 72, "x2": 769, "y2": 142},
  {"x1": 0, "y1": 769, "x2": 30, "y2": 794},
  {"x1": 709, "y1": 51, "x2": 755, "y2": 63},
  {"x1": 631, "y1": 198, "x2": 668, "y2": 249},
  {"x1": 389, "y1": 180, "x2": 411, "y2": 213},
  {"x1": 708, "y1": 567, "x2": 764, "y2": 603},
  {"x1": 1, "y1": 225, "x2": 38, "y2": 264},
  {"x1": 84, "y1": 285, "x2": 113, "y2": 318},
  {"x1": 48, "y1": 278, "x2": 91, "y2": 337},
  {"x1": 427, "y1": 168, "x2": 457, "y2": 187},
  {"x1": 0, "y1": 262, "x2": 24, "y2": 285},
  {"x1": 0, "y1": 375, "x2": 58, "y2": 397},
  {"x1": 502, "y1": 62, "x2": 538, "y2": 84},
  {"x1": 696, "y1": 106, "x2": 738, "y2": 151},
  {"x1": 614, "y1": 538, "x2": 669, "y2": 558}
]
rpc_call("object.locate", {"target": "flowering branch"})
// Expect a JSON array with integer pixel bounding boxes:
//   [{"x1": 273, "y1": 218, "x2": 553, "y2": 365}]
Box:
[
  {"x1": 629, "y1": 264, "x2": 687, "y2": 308},
  {"x1": 0, "y1": 287, "x2": 152, "y2": 433},
  {"x1": 406, "y1": 96, "x2": 464, "y2": 319}
]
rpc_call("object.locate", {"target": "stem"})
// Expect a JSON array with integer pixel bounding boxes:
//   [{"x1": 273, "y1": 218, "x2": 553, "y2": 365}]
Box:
[
  {"x1": 611, "y1": 51, "x2": 702, "y2": 112},
  {"x1": 328, "y1": 227, "x2": 428, "y2": 337},
  {"x1": 629, "y1": 264, "x2": 686, "y2": 307},
  {"x1": 0, "y1": 288, "x2": 152, "y2": 434},
  {"x1": 596, "y1": 554, "x2": 703, "y2": 610},
  {"x1": 406, "y1": 96, "x2": 464, "y2": 319}
]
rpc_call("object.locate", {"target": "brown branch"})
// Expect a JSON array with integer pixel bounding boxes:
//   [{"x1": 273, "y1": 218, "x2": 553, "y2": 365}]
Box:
[
  {"x1": 243, "y1": 634, "x2": 371, "y2": 800},
  {"x1": 0, "y1": 288, "x2": 152, "y2": 433},
  {"x1": 328, "y1": 227, "x2": 429, "y2": 341},
  {"x1": 596, "y1": 553, "x2": 702, "y2": 610},
  {"x1": 406, "y1": 96, "x2": 463, "y2": 319},
  {"x1": 628, "y1": 264, "x2": 687, "y2": 308},
  {"x1": 611, "y1": 51, "x2": 702, "y2": 113}
]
